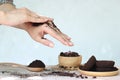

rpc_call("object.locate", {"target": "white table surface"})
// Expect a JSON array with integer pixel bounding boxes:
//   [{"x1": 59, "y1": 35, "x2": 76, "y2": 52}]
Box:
[{"x1": 0, "y1": 63, "x2": 119, "y2": 80}]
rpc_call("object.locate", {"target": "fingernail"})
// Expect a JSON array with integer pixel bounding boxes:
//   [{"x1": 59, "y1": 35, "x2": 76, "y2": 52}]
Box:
[
  {"x1": 49, "y1": 43, "x2": 54, "y2": 47},
  {"x1": 67, "y1": 36, "x2": 71, "y2": 39},
  {"x1": 69, "y1": 42, "x2": 74, "y2": 46}
]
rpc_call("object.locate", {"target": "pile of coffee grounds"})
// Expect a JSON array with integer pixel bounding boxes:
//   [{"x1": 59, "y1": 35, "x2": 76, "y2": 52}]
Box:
[
  {"x1": 80, "y1": 56, "x2": 118, "y2": 72},
  {"x1": 28, "y1": 60, "x2": 45, "y2": 68},
  {"x1": 60, "y1": 51, "x2": 79, "y2": 57}
]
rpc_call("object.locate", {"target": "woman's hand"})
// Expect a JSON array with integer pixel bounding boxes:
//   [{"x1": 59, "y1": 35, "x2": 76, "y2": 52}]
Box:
[{"x1": 0, "y1": 4, "x2": 73, "y2": 47}]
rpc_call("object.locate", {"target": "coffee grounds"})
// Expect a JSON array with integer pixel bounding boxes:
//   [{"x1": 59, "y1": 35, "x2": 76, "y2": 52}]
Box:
[
  {"x1": 32, "y1": 23, "x2": 44, "y2": 26},
  {"x1": 93, "y1": 76, "x2": 97, "y2": 78},
  {"x1": 28, "y1": 60, "x2": 45, "y2": 68},
  {"x1": 44, "y1": 71, "x2": 94, "y2": 79},
  {"x1": 60, "y1": 51, "x2": 79, "y2": 57},
  {"x1": 1, "y1": 70, "x2": 97, "y2": 79}
]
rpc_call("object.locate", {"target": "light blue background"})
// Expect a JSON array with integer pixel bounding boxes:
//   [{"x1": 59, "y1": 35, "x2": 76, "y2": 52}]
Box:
[{"x1": 0, "y1": 0, "x2": 120, "y2": 66}]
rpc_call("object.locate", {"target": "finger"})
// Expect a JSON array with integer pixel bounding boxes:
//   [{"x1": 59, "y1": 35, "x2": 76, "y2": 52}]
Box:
[
  {"x1": 45, "y1": 22, "x2": 73, "y2": 46},
  {"x1": 58, "y1": 33, "x2": 73, "y2": 46},
  {"x1": 62, "y1": 33, "x2": 71, "y2": 40},
  {"x1": 36, "y1": 36, "x2": 54, "y2": 48},
  {"x1": 44, "y1": 26, "x2": 73, "y2": 46},
  {"x1": 47, "y1": 21, "x2": 70, "y2": 40},
  {"x1": 51, "y1": 27, "x2": 71, "y2": 40},
  {"x1": 47, "y1": 24, "x2": 73, "y2": 46},
  {"x1": 55, "y1": 31, "x2": 73, "y2": 46}
]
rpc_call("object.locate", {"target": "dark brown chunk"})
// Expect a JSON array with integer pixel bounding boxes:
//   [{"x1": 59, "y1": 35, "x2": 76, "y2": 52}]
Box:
[
  {"x1": 95, "y1": 67, "x2": 118, "y2": 72},
  {"x1": 28, "y1": 60, "x2": 45, "y2": 68},
  {"x1": 81, "y1": 56, "x2": 96, "y2": 71},
  {"x1": 96, "y1": 61, "x2": 115, "y2": 68}
]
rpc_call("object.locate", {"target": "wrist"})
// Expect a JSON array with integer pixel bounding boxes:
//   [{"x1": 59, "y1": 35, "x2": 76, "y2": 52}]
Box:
[
  {"x1": 0, "y1": 11, "x2": 6, "y2": 24},
  {"x1": 15, "y1": 23, "x2": 32, "y2": 31},
  {"x1": 0, "y1": 3, "x2": 16, "y2": 12},
  {"x1": 0, "y1": 3, "x2": 16, "y2": 25}
]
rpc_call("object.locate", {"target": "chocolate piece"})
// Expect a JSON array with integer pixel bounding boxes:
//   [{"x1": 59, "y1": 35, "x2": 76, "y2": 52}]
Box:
[
  {"x1": 89, "y1": 65, "x2": 96, "y2": 71},
  {"x1": 28, "y1": 60, "x2": 45, "y2": 68},
  {"x1": 95, "y1": 67, "x2": 118, "y2": 72},
  {"x1": 96, "y1": 61, "x2": 115, "y2": 68},
  {"x1": 60, "y1": 51, "x2": 79, "y2": 57},
  {"x1": 81, "y1": 56, "x2": 96, "y2": 71}
]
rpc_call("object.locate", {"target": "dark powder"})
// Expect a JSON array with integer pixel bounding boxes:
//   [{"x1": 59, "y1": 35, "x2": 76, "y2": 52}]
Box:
[
  {"x1": 28, "y1": 60, "x2": 45, "y2": 68},
  {"x1": 60, "y1": 51, "x2": 80, "y2": 57}
]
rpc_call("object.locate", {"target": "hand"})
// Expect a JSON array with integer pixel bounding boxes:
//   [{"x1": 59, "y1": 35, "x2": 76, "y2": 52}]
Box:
[
  {"x1": 0, "y1": 4, "x2": 73, "y2": 47},
  {"x1": 1, "y1": 7, "x2": 53, "y2": 26},
  {"x1": 18, "y1": 22, "x2": 73, "y2": 47}
]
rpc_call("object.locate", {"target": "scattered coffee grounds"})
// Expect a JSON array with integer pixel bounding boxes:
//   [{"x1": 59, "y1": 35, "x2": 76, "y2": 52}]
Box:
[
  {"x1": 10, "y1": 72, "x2": 32, "y2": 78},
  {"x1": 1, "y1": 70, "x2": 96, "y2": 79},
  {"x1": 81, "y1": 56, "x2": 96, "y2": 71},
  {"x1": 45, "y1": 71, "x2": 92, "y2": 79},
  {"x1": 59, "y1": 66, "x2": 78, "y2": 70},
  {"x1": 60, "y1": 51, "x2": 79, "y2": 57},
  {"x1": 96, "y1": 61, "x2": 115, "y2": 68},
  {"x1": 28, "y1": 60, "x2": 45, "y2": 68},
  {"x1": 93, "y1": 76, "x2": 96, "y2": 78},
  {"x1": 59, "y1": 66, "x2": 67, "y2": 69},
  {"x1": 1, "y1": 71, "x2": 5, "y2": 74},
  {"x1": 49, "y1": 71, "x2": 76, "y2": 77},
  {"x1": 85, "y1": 76, "x2": 88, "y2": 78},
  {"x1": 1, "y1": 71, "x2": 9, "y2": 74}
]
